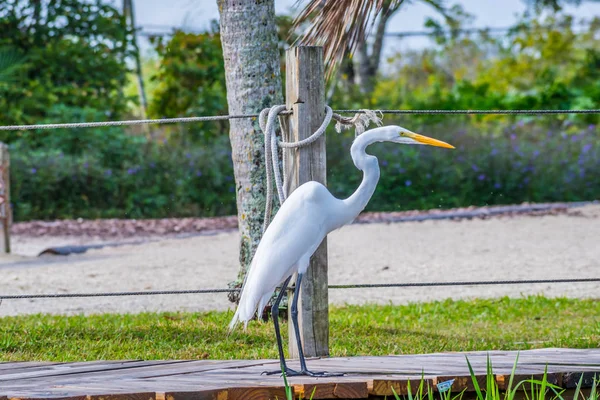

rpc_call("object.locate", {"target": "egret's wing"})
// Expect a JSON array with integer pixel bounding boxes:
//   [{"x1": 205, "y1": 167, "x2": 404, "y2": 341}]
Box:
[{"x1": 230, "y1": 182, "x2": 331, "y2": 329}]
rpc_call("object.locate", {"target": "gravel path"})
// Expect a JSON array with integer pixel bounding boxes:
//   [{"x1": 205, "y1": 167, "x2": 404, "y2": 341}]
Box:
[{"x1": 0, "y1": 205, "x2": 599, "y2": 316}]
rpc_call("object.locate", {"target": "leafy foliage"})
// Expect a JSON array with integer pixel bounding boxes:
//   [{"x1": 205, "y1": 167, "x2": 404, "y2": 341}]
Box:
[
  {"x1": 368, "y1": 15, "x2": 600, "y2": 124},
  {"x1": 10, "y1": 107, "x2": 235, "y2": 220},
  {"x1": 3, "y1": 6, "x2": 600, "y2": 221},
  {"x1": 0, "y1": 0, "x2": 133, "y2": 130}
]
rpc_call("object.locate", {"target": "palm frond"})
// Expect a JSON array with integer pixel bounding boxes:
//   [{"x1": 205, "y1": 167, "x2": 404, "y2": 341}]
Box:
[{"x1": 293, "y1": 0, "x2": 404, "y2": 79}]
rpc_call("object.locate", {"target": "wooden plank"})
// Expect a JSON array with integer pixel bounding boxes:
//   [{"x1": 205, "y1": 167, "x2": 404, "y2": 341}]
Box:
[
  {"x1": 433, "y1": 375, "x2": 488, "y2": 393},
  {"x1": 0, "y1": 361, "x2": 189, "y2": 382},
  {"x1": 158, "y1": 391, "x2": 225, "y2": 400},
  {"x1": 293, "y1": 381, "x2": 368, "y2": 399},
  {"x1": 3, "y1": 350, "x2": 600, "y2": 399},
  {"x1": 87, "y1": 394, "x2": 156, "y2": 400},
  {"x1": 371, "y1": 378, "x2": 435, "y2": 397},
  {"x1": 284, "y1": 45, "x2": 329, "y2": 359},
  {"x1": 562, "y1": 371, "x2": 600, "y2": 389},
  {"x1": 226, "y1": 386, "x2": 289, "y2": 400},
  {"x1": 6, "y1": 395, "x2": 86, "y2": 400},
  {"x1": 496, "y1": 372, "x2": 561, "y2": 391}
]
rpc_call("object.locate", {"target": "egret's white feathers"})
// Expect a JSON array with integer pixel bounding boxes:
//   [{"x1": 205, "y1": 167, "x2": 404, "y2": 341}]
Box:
[{"x1": 229, "y1": 181, "x2": 345, "y2": 332}]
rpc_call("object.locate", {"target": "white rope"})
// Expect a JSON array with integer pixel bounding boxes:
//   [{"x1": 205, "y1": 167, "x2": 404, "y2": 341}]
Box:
[
  {"x1": 259, "y1": 105, "x2": 380, "y2": 232},
  {"x1": 0, "y1": 114, "x2": 275, "y2": 131}
]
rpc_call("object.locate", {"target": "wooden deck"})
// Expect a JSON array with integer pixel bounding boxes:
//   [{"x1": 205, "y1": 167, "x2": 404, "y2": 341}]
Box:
[{"x1": 2, "y1": 349, "x2": 600, "y2": 399}]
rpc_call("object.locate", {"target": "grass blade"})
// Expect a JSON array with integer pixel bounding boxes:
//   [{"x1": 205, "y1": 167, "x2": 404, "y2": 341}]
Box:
[
  {"x1": 466, "y1": 356, "x2": 484, "y2": 400},
  {"x1": 572, "y1": 373, "x2": 584, "y2": 400}
]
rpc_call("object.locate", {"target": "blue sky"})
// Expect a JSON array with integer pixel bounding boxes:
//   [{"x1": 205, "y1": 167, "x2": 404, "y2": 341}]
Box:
[{"x1": 116, "y1": 0, "x2": 600, "y2": 54}]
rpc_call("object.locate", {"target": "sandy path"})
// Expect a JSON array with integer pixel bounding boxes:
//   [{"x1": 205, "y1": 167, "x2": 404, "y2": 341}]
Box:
[{"x1": 0, "y1": 205, "x2": 599, "y2": 316}]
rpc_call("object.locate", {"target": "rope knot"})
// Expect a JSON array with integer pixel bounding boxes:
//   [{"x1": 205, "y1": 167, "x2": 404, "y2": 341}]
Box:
[{"x1": 333, "y1": 109, "x2": 383, "y2": 136}]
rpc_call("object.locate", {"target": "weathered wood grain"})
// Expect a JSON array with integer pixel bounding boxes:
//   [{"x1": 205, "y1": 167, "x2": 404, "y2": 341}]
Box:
[
  {"x1": 284, "y1": 46, "x2": 328, "y2": 359},
  {"x1": 496, "y1": 372, "x2": 561, "y2": 391},
  {"x1": 2, "y1": 349, "x2": 600, "y2": 400},
  {"x1": 87, "y1": 393, "x2": 155, "y2": 400},
  {"x1": 371, "y1": 378, "x2": 435, "y2": 396},
  {"x1": 227, "y1": 386, "x2": 289, "y2": 400},
  {"x1": 293, "y1": 381, "x2": 368, "y2": 399}
]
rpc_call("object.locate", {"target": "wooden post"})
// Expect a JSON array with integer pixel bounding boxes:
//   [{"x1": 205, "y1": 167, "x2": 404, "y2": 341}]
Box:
[
  {"x1": 283, "y1": 46, "x2": 329, "y2": 358},
  {"x1": 0, "y1": 143, "x2": 10, "y2": 253}
]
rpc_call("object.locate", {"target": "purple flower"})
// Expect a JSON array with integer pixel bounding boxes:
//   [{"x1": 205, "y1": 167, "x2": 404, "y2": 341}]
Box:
[
  {"x1": 105, "y1": 169, "x2": 112, "y2": 176},
  {"x1": 196, "y1": 170, "x2": 202, "y2": 177},
  {"x1": 494, "y1": 182, "x2": 502, "y2": 189},
  {"x1": 83, "y1": 162, "x2": 89, "y2": 168},
  {"x1": 523, "y1": 177, "x2": 530, "y2": 184},
  {"x1": 478, "y1": 174, "x2": 486, "y2": 181},
  {"x1": 127, "y1": 168, "x2": 136, "y2": 175},
  {"x1": 229, "y1": 186, "x2": 235, "y2": 193},
  {"x1": 589, "y1": 124, "x2": 596, "y2": 131},
  {"x1": 380, "y1": 160, "x2": 388, "y2": 167},
  {"x1": 405, "y1": 180, "x2": 412, "y2": 187},
  {"x1": 490, "y1": 148, "x2": 498, "y2": 156},
  {"x1": 582, "y1": 143, "x2": 592, "y2": 154},
  {"x1": 149, "y1": 162, "x2": 156, "y2": 168},
  {"x1": 471, "y1": 164, "x2": 479, "y2": 172},
  {"x1": 185, "y1": 153, "x2": 192, "y2": 159},
  {"x1": 30, "y1": 167, "x2": 37, "y2": 174},
  {"x1": 510, "y1": 134, "x2": 517, "y2": 140}
]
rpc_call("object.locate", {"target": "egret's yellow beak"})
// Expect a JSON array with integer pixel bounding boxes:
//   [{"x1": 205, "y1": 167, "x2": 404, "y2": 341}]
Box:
[{"x1": 406, "y1": 132, "x2": 455, "y2": 149}]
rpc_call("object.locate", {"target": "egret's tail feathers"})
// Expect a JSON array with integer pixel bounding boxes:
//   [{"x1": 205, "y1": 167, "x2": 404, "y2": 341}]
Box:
[
  {"x1": 228, "y1": 307, "x2": 247, "y2": 332},
  {"x1": 228, "y1": 286, "x2": 274, "y2": 333}
]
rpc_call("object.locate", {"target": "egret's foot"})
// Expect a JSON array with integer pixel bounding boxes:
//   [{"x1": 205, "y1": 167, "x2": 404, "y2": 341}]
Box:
[
  {"x1": 262, "y1": 368, "x2": 344, "y2": 377},
  {"x1": 262, "y1": 367, "x2": 300, "y2": 376},
  {"x1": 299, "y1": 369, "x2": 344, "y2": 377}
]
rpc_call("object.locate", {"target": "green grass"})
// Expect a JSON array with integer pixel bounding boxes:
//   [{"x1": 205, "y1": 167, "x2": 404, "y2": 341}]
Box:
[{"x1": 1, "y1": 296, "x2": 599, "y2": 362}]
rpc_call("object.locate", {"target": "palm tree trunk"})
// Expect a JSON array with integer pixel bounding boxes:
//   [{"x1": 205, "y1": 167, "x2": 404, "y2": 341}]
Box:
[{"x1": 217, "y1": 0, "x2": 283, "y2": 302}]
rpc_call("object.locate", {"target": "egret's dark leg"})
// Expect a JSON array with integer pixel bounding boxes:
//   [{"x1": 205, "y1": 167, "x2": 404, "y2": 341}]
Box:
[
  {"x1": 262, "y1": 275, "x2": 299, "y2": 376},
  {"x1": 290, "y1": 273, "x2": 344, "y2": 377}
]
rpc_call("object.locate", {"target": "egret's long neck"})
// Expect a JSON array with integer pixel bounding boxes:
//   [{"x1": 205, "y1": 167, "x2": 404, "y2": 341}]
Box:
[{"x1": 341, "y1": 130, "x2": 383, "y2": 220}]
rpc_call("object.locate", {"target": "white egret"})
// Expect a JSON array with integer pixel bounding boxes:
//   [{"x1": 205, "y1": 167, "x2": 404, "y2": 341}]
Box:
[{"x1": 229, "y1": 125, "x2": 454, "y2": 376}]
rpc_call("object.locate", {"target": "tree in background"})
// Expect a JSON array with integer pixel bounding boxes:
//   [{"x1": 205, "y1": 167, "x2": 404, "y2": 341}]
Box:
[
  {"x1": 294, "y1": 0, "x2": 470, "y2": 96},
  {"x1": 148, "y1": 24, "x2": 228, "y2": 143},
  {"x1": 524, "y1": 0, "x2": 600, "y2": 12},
  {"x1": 0, "y1": 0, "x2": 133, "y2": 132},
  {"x1": 217, "y1": 0, "x2": 284, "y2": 300}
]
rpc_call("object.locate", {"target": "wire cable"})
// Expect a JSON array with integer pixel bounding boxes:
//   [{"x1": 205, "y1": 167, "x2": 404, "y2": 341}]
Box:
[
  {"x1": 2, "y1": 278, "x2": 599, "y2": 300},
  {"x1": 0, "y1": 109, "x2": 599, "y2": 131}
]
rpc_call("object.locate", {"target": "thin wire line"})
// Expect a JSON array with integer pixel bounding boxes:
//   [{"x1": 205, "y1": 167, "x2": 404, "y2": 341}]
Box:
[
  {"x1": 2, "y1": 278, "x2": 598, "y2": 300},
  {"x1": 335, "y1": 109, "x2": 600, "y2": 115},
  {"x1": 0, "y1": 109, "x2": 598, "y2": 131}
]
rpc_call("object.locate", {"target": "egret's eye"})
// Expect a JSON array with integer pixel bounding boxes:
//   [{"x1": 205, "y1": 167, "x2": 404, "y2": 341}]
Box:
[{"x1": 400, "y1": 131, "x2": 405, "y2": 136}]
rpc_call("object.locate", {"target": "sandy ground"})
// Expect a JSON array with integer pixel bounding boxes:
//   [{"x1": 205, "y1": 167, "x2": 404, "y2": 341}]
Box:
[{"x1": 0, "y1": 205, "x2": 599, "y2": 317}]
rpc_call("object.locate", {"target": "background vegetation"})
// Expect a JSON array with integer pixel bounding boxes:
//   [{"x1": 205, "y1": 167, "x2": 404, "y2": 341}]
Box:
[{"x1": 0, "y1": 1, "x2": 598, "y2": 221}]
